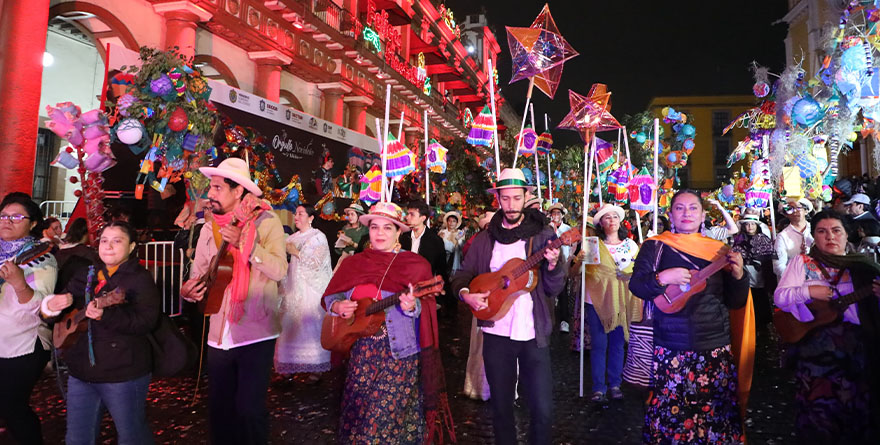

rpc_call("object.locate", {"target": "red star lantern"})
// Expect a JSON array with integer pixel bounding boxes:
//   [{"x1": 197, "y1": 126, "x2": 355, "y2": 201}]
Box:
[{"x1": 557, "y1": 84, "x2": 621, "y2": 143}]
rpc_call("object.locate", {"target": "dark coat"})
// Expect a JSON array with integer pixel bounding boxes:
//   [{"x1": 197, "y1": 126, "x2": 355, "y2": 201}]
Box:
[
  {"x1": 629, "y1": 240, "x2": 749, "y2": 351},
  {"x1": 399, "y1": 227, "x2": 449, "y2": 281},
  {"x1": 451, "y1": 226, "x2": 567, "y2": 348},
  {"x1": 59, "y1": 257, "x2": 160, "y2": 383}
]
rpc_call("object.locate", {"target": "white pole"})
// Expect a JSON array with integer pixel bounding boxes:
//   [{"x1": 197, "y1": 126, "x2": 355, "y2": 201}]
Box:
[
  {"x1": 580, "y1": 135, "x2": 596, "y2": 398},
  {"x1": 381, "y1": 84, "x2": 391, "y2": 203},
  {"x1": 763, "y1": 134, "x2": 777, "y2": 239},
  {"x1": 513, "y1": 78, "x2": 536, "y2": 168},
  {"x1": 596, "y1": 147, "x2": 603, "y2": 206},
  {"x1": 487, "y1": 59, "x2": 502, "y2": 178},
  {"x1": 530, "y1": 103, "x2": 541, "y2": 200},
  {"x1": 545, "y1": 113, "x2": 552, "y2": 202},
  {"x1": 424, "y1": 109, "x2": 430, "y2": 206},
  {"x1": 623, "y1": 126, "x2": 644, "y2": 243},
  {"x1": 653, "y1": 118, "x2": 660, "y2": 234}
]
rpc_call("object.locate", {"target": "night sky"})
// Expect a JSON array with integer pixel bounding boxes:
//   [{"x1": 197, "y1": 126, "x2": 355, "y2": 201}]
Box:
[{"x1": 445, "y1": 0, "x2": 790, "y2": 147}]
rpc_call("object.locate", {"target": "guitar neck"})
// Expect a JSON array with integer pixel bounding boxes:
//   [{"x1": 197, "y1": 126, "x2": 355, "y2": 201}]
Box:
[
  {"x1": 365, "y1": 289, "x2": 405, "y2": 315},
  {"x1": 692, "y1": 255, "x2": 729, "y2": 281},
  {"x1": 833, "y1": 285, "x2": 874, "y2": 310},
  {"x1": 512, "y1": 236, "x2": 566, "y2": 278}
]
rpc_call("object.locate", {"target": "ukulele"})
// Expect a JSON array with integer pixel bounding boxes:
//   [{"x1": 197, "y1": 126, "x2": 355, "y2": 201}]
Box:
[
  {"x1": 196, "y1": 216, "x2": 237, "y2": 315},
  {"x1": 53, "y1": 287, "x2": 127, "y2": 349},
  {"x1": 773, "y1": 284, "x2": 874, "y2": 344},
  {"x1": 320, "y1": 275, "x2": 445, "y2": 355},
  {"x1": 468, "y1": 228, "x2": 580, "y2": 321},
  {"x1": 653, "y1": 246, "x2": 731, "y2": 314},
  {"x1": 0, "y1": 241, "x2": 52, "y2": 287}
]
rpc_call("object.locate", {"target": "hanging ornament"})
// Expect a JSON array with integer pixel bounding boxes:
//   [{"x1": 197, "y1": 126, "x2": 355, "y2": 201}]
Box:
[
  {"x1": 516, "y1": 127, "x2": 538, "y2": 155},
  {"x1": 382, "y1": 133, "x2": 416, "y2": 178},
  {"x1": 426, "y1": 139, "x2": 448, "y2": 173},
  {"x1": 466, "y1": 105, "x2": 496, "y2": 147},
  {"x1": 168, "y1": 107, "x2": 189, "y2": 132}
]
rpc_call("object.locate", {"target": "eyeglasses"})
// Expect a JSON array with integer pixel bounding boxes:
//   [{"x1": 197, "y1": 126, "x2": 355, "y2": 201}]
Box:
[
  {"x1": 0, "y1": 214, "x2": 30, "y2": 223},
  {"x1": 782, "y1": 205, "x2": 809, "y2": 215}
]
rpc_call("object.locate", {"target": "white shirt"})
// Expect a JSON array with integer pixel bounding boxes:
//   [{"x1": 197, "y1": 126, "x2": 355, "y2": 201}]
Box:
[
  {"x1": 773, "y1": 223, "x2": 813, "y2": 278},
  {"x1": 481, "y1": 240, "x2": 536, "y2": 341},
  {"x1": 410, "y1": 226, "x2": 426, "y2": 254},
  {"x1": 1, "y1": 256, "x2": 57, "y2": 358}
]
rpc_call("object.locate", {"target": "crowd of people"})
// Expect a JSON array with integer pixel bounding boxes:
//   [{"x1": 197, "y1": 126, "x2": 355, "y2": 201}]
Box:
[{"x1": 2, "y1": 163, "x2": 880, "y2": 444}]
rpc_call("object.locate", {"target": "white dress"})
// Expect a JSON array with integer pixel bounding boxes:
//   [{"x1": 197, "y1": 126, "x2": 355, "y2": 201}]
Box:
[{"x1": 275, "y1": 228, "x2": 332, "y2": 373}]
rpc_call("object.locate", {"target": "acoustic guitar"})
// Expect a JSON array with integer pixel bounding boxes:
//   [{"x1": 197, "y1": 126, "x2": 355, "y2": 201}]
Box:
[
  {"x1": 0, "y1": 241, "x2": 52, "y2": 287},
  {"x1": 196, "y1": 216, "x2": 237, "y2": 315},
  {"x1": 468, "y1": 228, "x2": 580, "y2": 321},
  {"x1": 653, "y1": 246, "x2": 731, "y2": 314},
  {"x1": 53, "y1": 287, "x2": 126, "y2": 349},
  {"x1": 320, "y1": 275, "x2": 445, "y2": 355},
  {"x1": 773, "y1": 285, "x2": 874, "y2": 344}
]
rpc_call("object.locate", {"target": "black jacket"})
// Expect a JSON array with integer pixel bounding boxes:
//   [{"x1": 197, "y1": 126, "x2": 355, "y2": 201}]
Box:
[
  {"x1": 629, "y1": 240, "x2": 749, "y2": 351},
  {"x1": 399, "y1": 227, "x2": 449, "y2": 281},
  {"x1": 58, "y1": 257, "x2": 160, "y2": 383}
]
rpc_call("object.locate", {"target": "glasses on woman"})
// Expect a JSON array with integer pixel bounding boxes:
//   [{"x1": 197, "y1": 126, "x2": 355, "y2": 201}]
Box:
[{"x1": 0, "y1": 214, "x2": 30, "y2": 223}]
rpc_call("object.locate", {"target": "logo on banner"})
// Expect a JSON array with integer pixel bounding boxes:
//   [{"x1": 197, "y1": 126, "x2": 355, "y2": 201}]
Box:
[
  {"x1": 323, "y1": 123, "x2": 333, "y2": 134},
  {"x1": 337, "y1": 127, "x2": 347, "y2": 139},
  {"x1": 229, "y1": 90, "x2": 238, "y2": 103},
  {"x1": 285, "y1": 110, "x2": 291, "y2": 121},
  {"x1": 309, "y1": 118, "x2": 318, "y2": 130},
  {"x1": 259, "y1": 100, "x2": 266, "y2": 112},
  {"x1": 273, "y1": 129, "x2": 315, "y2": 160}
]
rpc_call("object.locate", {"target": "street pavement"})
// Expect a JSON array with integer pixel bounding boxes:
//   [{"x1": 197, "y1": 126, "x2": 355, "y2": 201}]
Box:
[{"x1": 5, "y1": 305, "x2": 797, "y2": 444}]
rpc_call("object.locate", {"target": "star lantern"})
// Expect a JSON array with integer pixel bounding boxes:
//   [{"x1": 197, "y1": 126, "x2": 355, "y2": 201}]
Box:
[
  {"x1": 506, "y1": 4, "x2": 578, "y2": 98},
  {"x1": 557, "y1": 84, "x2": 622, "y2": 144}
]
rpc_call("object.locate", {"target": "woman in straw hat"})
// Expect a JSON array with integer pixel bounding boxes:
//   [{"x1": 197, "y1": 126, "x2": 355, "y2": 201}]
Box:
[{"x1": 322, "y1": 202, "x2": 453, "y2": 443}]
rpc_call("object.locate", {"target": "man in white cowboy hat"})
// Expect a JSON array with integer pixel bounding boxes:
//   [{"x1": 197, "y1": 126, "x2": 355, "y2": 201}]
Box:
[
  {"x1": 180, "y1": 157, "x2": 288, "y2": 445},
  {"x1": 547, "y1": 202, "x2": 573, "y2": 333},
  {"x1": 451, "y1": 168, "x2": 565, "y2": 445},
  {"x1": 773, "y1": 196, "x2": 814, "y2": 279},
  {"x1": 335, "y1": 202, "x2": 368, "y2": 256}
]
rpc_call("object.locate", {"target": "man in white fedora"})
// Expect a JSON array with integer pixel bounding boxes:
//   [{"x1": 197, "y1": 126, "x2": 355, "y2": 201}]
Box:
[
  {"x1": 547, "y1": 202, "x2": 573, "y2": 333},
  {"x1": 451, "y1": 168, "x2": 565, "y2": 445},
  {"x1": 180, "y1": 157, "x2": 287, "y2": 445}
]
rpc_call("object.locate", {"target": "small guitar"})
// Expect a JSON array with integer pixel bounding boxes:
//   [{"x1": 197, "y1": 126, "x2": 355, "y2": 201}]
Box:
[
  {"x1": 653, "y1": 246, "x2": 731, "y2": 314},
  {"x1": 0, "y1": 241, "x2": 52, "y2": 287},
  {"x1": 53, "y1": 287, "x2": 127, "y2": 349},
  {"x1": 320, "y1": 275, "x2": 445, "y2": 355},
  {"x1": 773, "y1": 285, "x2": 874, "y2": 344},
  {"x1": 468, "y1": 228, "x2": 580, "y2": 321},
  {"x1": 196, "y1": 216, "x2": 237, "y2": 315}
]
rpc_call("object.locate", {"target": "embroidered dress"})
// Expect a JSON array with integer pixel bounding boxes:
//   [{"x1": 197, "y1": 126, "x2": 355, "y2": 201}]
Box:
[
  {"x1": 275, "y1": 228, "x2": 332, "y2": 373},
  {"x1": 644, "y1": 345, "x2": 744, "y2": 444},
  {"x1": 623, "y1": 302, "x2": 654, "y2": 387}
]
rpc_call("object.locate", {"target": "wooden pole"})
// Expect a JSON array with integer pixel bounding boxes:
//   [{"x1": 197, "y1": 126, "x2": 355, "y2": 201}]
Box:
[
  {"x1": 487, "y1": 59, "x2": 502, "y2": 178},
  {"x1": 513, "y1": 77, "x2": 535, "y2": 168}
]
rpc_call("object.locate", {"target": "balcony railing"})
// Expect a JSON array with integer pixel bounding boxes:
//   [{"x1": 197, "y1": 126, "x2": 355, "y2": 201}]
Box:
[{"x1": 307, "y1": 0, "x2": 361, "y2": 38}]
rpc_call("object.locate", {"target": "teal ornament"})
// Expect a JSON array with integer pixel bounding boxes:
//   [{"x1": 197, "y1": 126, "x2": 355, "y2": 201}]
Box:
[
  {"x1": 681, "y1": 124, "x2": 696, "y2": 137},
  {"x1": 841, "y1": 46, "x2": 868, "y2": 73},
  {"x1": 635, "y1": 132, "x2": 647, "y2": 144},
  {"x1": 791, "y1": 97, "x2": 824, "y2": 126},
  {"x1": 683, "y1": 138, "x2": 695, "y2": 151}
]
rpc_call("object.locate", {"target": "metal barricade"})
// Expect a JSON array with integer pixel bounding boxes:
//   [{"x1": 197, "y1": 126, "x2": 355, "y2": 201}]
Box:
[
  {"x1": 39, "y1": 200, "x2": 76, "y2": 225},
  {"x1": 141, "y1": 241, "x2": 185, "y2": 317}
]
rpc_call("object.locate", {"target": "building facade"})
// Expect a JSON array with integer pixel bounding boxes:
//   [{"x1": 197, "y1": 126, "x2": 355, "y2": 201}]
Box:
[{"x1": 0, "y1": 0, "x2": 512, "y2": 201}]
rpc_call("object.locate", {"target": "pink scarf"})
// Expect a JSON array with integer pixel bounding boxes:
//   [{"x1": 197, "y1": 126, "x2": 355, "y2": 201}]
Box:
[{"x1": 213, "y1": 194, "x2": 271, "y2": 323}]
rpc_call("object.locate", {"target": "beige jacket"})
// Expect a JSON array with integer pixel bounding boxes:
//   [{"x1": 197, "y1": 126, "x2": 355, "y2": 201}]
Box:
[{"x1": 190, "y1": 211, "x2": 288, "y2": 346}]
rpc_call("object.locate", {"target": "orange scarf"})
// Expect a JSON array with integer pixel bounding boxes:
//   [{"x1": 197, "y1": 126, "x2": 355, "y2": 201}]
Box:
[
  {"x1": 212, "y1": 194, "x2": 271, "y2": 324},
  {"x1": 649, "y1": 231, "x2": 755, "y2": 419}
]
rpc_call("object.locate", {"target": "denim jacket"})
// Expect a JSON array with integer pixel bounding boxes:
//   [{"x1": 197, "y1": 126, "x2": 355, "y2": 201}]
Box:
[{"x1": 324, "y1": 288, "x2": 422, "y2": 359}]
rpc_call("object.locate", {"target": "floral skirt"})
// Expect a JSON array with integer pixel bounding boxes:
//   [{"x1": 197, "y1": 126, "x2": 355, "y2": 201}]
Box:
[
  {"x1": 570, "y1": 292, "x2": 592, "y2": 352},
  {"x1": 644, "y1": 345, "x2": 743, "y2": 444},
  {"x1": 790, "y1": 321, "x2": 875, "y2": 442},
  {"x1": 339, "y1": 325, "x2": 424, "y2": 444}
]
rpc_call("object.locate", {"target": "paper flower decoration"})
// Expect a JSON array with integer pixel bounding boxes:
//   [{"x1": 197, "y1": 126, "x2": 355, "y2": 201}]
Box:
[
  {"x1": 360, "y1": 165, "x2": 383, "y2": 203},
  {"x1": 628, "y1": 167, "x2": 656, "y2": 211},
  {"x1": 557, "y1": 84, "x2": 621, "y2": 143},
  {"x1": 382, "y1": 133, "x2": 415, "y2": 178},
  {"x1": 466, "y1": 105, "x2": 495, "y2": 147},
  {"x1": 537, "y1": 132, "x2": 553, "y2": 154},
  {"x1": 427, "y1": 139, "x2": 448, "y2": 174},
  {"x1": 516, "y1": 127, "x2": 538, "y2": 155},
  {"x1": 506, "y1": 4, "x2": 578, "y2": 89}
]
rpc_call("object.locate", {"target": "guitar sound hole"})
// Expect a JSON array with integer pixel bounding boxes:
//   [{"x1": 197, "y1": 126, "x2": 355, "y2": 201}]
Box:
[
  {"x1": 66, "y1": 319, "x2": 72, "y2": 329},
  {"x1": 502, "y1": 277, "x2": 510, "y2": 289}
]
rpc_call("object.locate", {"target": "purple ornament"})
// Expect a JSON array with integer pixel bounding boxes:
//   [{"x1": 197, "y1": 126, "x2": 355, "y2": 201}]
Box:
[
  {"x1": 150, "y1": 74, "x2": 174, "y2": 97},
  {"x1": 117, "y1": 94, "x2": 138, "y2": 116}
]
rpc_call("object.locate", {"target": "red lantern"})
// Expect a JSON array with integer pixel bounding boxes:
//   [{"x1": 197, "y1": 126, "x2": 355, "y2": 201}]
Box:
[{"x1": 168, "y1": 107, "x2": 189, "y2": 132}]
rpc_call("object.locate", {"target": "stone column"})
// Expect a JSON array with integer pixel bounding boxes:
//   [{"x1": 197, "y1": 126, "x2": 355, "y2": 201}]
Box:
[
  {"x1": 317, "y1": 82, "x2": 352, "y2": 125},
  {"x1": 343, "y1": 96, "x2": 373, "y2": 133},
  {"x1": 153, "y1": 3, "x2": 212, "y2": 60},
  {"x1": 0, "y1": 0, "x2": 50, "y2": 194},
  {"x1": 248, "y1": 51, "x2": 292, "y2": 102},
  {"x1": 404, "y1": 126, "x2": 422, "y2": 148}
]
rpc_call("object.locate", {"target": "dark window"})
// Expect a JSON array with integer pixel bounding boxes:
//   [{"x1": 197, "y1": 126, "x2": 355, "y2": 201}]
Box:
[
  {"x1": 712, "y1": 111, "x2": 730, "y2": 135},
  {"x1": 713, "y1": 138, "x2": 730, "y2": 165},
  {"x1": 32, "y1": 128, "x2": 54, "y2": 201}
]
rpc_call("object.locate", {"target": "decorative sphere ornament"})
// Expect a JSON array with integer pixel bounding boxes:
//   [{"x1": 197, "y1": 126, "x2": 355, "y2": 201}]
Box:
[
  {"x1": 69, "y1": 176, "x2": 78, "y2": 184},
  {"x1": 635, "y1": 133, "x2": 647, "y2": 144},
  {"x1": 752, "y1": 82, "x2": 770, "y2": 97},
  {"x1": 841, "y1": 45, "x2": 868, "y2": 73},
  {"x1": 791, "y1": 97, "x2": 824, "y2": 127},
  {"x1": 74, "y1": 189, "x2": 82, "y2": 197},
  {"x1": 681, "y1": 124, "x2": 696, "y2": 137},
  {"x1": 168, "y1": 108, "x2": 189, "y2": 132},
  {"x1": 117, "y1": 94, "x2": 138, "y2": 116},
  {"x1": 150, "y1": 74, "x2": 174, "y2": 97},
  {"x1": 116, "y1": 118, "x2": 144, "y2": 144}
]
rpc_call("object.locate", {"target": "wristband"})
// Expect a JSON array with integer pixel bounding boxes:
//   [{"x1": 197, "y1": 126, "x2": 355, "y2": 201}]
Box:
[{"x1": 458, "y1": 287, "x2": 470, "y2": 301}]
